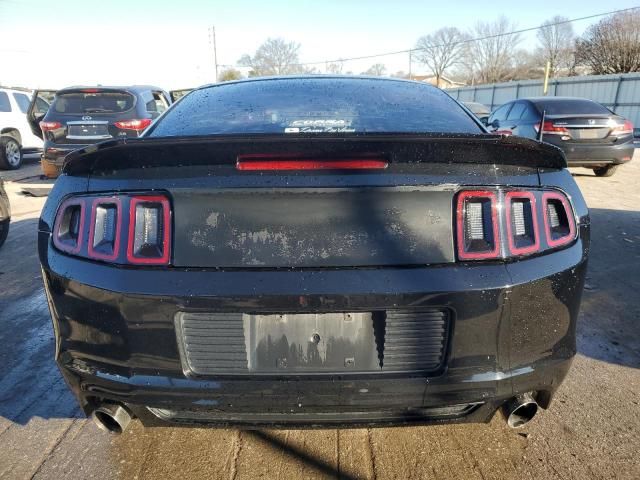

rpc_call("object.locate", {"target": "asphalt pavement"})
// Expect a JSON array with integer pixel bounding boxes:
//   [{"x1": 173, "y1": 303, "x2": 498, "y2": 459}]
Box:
[{"x1": 0, "y1": 154, "x2": 638, "y2": 479}]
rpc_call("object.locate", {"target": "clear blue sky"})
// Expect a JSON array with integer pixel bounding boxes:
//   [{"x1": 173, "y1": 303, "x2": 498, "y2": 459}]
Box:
[{"x1": 1, "y1": 0, "x2": 638, "y2": 89}]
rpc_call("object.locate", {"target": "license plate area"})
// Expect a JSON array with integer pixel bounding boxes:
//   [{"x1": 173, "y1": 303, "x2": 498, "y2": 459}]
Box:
[
  {"x1": 66, "y1": 122, "x2": 111, "y2": 140},
  {"x1": 245, "y1": 312, "x2": 380, "y2": 372},
  {"x1": 175, "y1": 308, "x2": 449, "y2": 376}
]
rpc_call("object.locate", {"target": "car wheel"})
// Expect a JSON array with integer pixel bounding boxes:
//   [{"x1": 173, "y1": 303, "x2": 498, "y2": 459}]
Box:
[
  {"x1": 0, "y1": 137, "x2": 23, "y2": 170},
  {"x1": 0, "y1": 219, "x2": 9, "y2": 248},
  {"x1": 593, "y1": 165, "x2": 619, "y2": 177}
]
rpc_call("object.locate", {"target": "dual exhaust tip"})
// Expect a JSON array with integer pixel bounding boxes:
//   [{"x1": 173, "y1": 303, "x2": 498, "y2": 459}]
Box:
[
  {"x1": 91, "y1": 403, "x2": 132, "y2": 434},
  {"x1": 501, "y1": 393, "x2": 539, "y2": 428},
  {"x1": 90, "y1": 394, "x2": 539, "y2": 434}
]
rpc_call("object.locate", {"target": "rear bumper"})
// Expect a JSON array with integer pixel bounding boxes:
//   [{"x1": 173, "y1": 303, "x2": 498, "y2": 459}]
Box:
[
  {"x1": 40, "y1": 228, "x2": 588, "y2": 428},
  {"x1": 544, "y1": 137, "x2": 634, "y2": 167}
]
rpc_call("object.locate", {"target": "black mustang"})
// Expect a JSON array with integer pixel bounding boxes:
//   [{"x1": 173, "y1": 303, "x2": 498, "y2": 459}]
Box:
[{"x1": 37, "y1": 76, "x2": 588, "y2": 433}]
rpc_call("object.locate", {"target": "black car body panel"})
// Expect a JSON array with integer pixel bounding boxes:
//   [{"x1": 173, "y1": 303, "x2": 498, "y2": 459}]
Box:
[
  {"x1": 0, "y1": 178, "x2": 10, "y2": 247},
  {"x1": 487, "y1": 97, "x2": 634, "y2": 168},
  {"x1": 39, "y1": 77, "x2": 588, "y2": 429}
]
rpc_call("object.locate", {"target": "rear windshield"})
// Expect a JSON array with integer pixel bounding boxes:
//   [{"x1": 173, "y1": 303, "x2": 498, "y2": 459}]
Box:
[
  {"x1": 533, "y1": 99, "x2": 611, "y2": 115},
  {"x1": 52, "y1": 91, "x2": 135, "y2": 114},
  {"x1": 148, "y1": 78, "x2": 481, "y2": 137}
]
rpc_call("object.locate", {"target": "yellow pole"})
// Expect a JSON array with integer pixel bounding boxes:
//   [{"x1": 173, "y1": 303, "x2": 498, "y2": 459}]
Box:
[{"x1": 543, "y1": 61, "x2": 551, "y2": 95}]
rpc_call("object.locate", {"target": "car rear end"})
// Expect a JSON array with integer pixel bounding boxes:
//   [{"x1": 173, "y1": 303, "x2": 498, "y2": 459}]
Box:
[
  {"x1": 38, "y1": 78, "x2": 589, "y2": 432},
  {"x1": 533, "y1": 98, "x2": 634, "y2": 175},
  {"x1": 39, "y1": 88, "x2": 153, "y2": 177}
]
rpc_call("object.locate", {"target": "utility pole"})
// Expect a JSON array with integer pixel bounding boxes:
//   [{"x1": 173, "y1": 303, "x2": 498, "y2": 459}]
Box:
[
  {"x1": 209, "y1": 25, "x2": 218, "y2": 82},
  {"x1": 408, "y1": 50, "x2": 412, "y2": 80}
]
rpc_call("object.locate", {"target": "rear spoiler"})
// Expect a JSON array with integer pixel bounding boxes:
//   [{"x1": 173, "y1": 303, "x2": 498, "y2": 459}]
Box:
[{"x1": 63, "y1": 133, "x2": 567, "y2": 175}]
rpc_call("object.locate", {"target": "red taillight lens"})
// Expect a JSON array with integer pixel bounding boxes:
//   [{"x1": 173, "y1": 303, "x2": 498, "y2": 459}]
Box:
[
  {"x1": 40, "y1": 121, "x2": 61, "y2": 132},
  {"x1": 114, "y1": 119, "x2": 153, "y2": 131},
  {"x1": 505, "y1": 191, "x2": 539, "y2": 256},
  {"x1": 87, "y1": 197, "x2": 122, "y2": 261},
  {"x1": 611, "y1": 120, "x2": 634, "y2": 136},
  {"x1": 535, "y1": 120, "x2": 569, "y2": 135},
  {"x1": 542, "y1": 192, "x2": 576, "y2": 248},
  {"x1": 456, "y1": 190, "x2": 500, "y2": 260},
  {"x1": 53, "y1": 198, "x2": 85, "y2": 254},
  {"x1": 126, "y1": 195, "x2": 171, "y2": 265}
]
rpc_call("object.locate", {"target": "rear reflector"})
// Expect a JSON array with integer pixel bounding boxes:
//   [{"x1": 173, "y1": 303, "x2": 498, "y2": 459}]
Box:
[
  {"x1": 236, "y1": 158, "x2": 388, "y2": 171},
  {"x1": 88, "y1": 197, "x2": 122, "y2": 261},
  {"x1": 53, "y1": 198, "x2": 85, "y2": 254},
  {"x1": 456, "y1": 190, "x2": 500, "y2": 260},
  {"x1": 542, "y1": 192, "x2": 576, "y2": 248},
  {"x1": 126, "y1": 195, "x2": 171, "y2": 265},
  {"x1": 505, "y1": 191, "x2": 539, "y2": 256}
]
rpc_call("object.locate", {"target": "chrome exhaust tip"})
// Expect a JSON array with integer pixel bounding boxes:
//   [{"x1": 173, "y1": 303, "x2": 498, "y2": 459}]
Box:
[
  {"x1": 91, "y1": 403, "x2": 132, "y2": 434},
  {"x1": 501, "y1": 393, "x2": 538, "y2": 428}
]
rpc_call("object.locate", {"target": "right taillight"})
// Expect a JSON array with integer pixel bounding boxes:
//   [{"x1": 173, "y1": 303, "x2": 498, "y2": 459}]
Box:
[
  {"x1": 610, "y1": 120, "x2": 633, "y2": 136},
  {"x1": 542, "y1": 191, "x2": 576, "y2": 248},
  {"x1": 456, "y1": 189, "x2": 576, "y2": 261}
]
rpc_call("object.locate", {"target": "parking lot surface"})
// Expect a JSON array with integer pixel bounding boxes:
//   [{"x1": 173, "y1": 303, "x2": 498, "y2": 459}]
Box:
[{"x1": 0, "y1": 154, "x2": 639, "y2": 479}]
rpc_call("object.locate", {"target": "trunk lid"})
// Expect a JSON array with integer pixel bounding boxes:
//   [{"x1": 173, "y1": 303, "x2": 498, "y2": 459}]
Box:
[
  {"x1": 74, "y1": 134, "x2": 556, "y2": 268},
  {"x1": 545, "y1": 114, "x2": 624, "y2": 144}
]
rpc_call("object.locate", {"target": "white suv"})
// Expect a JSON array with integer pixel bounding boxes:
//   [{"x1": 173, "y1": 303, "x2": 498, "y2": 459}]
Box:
[{"x1": 0, "y1": 87, "x2": 47, "y2": 170}]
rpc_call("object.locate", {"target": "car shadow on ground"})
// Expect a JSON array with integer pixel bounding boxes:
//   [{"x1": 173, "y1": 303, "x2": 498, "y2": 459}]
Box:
[{"x1": 577, "y1": 207, "x2": 640, "y2": 369}]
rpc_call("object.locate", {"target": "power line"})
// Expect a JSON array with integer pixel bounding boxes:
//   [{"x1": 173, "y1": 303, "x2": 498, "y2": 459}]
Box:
[{"x1": 284, "y1": 6, "x2": 640, "y2": 68}]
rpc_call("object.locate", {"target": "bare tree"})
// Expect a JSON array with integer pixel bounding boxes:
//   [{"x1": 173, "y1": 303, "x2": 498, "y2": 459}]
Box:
[
  {"x1": 390, "y1": 70, "x2": 410, "y2": 79},
  {"x1": 464, "y1": 16, "x2": 522, "y2": 83},
  {"x1": 414, "y1": 27, "x2": 467, "y2": 86},
  {"x1": 575, "y1": 11, "x2": 640, "y2": 74},
  {"x1": 238, "y1": 38, "x2": 304, "y2": 76},
  {"x1": 218, "y1": 68, "x2": 243, "y2": 82},
  {"x1": 536, "y1": 16, "x2": 575, "y2": 76},
  {"x1": 361, "y1": 63, "x2": 387, "y2": 76},
  {"x1": 326, "y1": 61, "x2": 344, "y2": 74}
]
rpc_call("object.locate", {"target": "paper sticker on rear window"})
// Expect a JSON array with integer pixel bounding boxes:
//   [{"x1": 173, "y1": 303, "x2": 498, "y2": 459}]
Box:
[{"x1": 285, "y1": 119, "x2": 355, "y2": 133}]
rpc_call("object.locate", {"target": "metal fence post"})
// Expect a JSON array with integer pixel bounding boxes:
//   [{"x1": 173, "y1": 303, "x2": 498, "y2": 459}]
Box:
[{"x1": 612, "y1": 76, "x2": 623, "y2": 114}]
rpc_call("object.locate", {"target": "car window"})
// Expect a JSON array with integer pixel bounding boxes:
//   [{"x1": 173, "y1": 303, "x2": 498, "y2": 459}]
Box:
[
  {"x1": 0, "y1": 92, "x2": 11, "y2": 112},
  {"x1": 149, "y1": 78, "x2": 482, "y2": 137},
  {"x1": 490, "y1": 103, "x2": 512, "y2": 122},
  {"x1": 35, "y1": 97, "x2": 50, "y2": 116},
  {"x1": 52, "y1": 90, "x2": 135, "y2": 114},
  {"x1": 12, "y1": 93, "x2": 31, "y2": 113},
  {"x1": 506, "y1": 103, "x2": 526, "y2": 121},
  {"x1": 533, "y1": 99, "x2": 611, "y2": 115},
  {"x1": 147, "y1": 92, "x2": 169, "y2": 114},
  {"x1": 521, "y1": 104, "x2": 539, "y2": 121}
]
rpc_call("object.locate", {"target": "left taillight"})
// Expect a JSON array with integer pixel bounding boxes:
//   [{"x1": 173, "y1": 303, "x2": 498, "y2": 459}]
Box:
[
  {"x1": 40, "y1": 121, "x2": 61, "y2": 132},
  {"x1": 52, "y1": 193, "x2": 171, "y2": 266}
]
